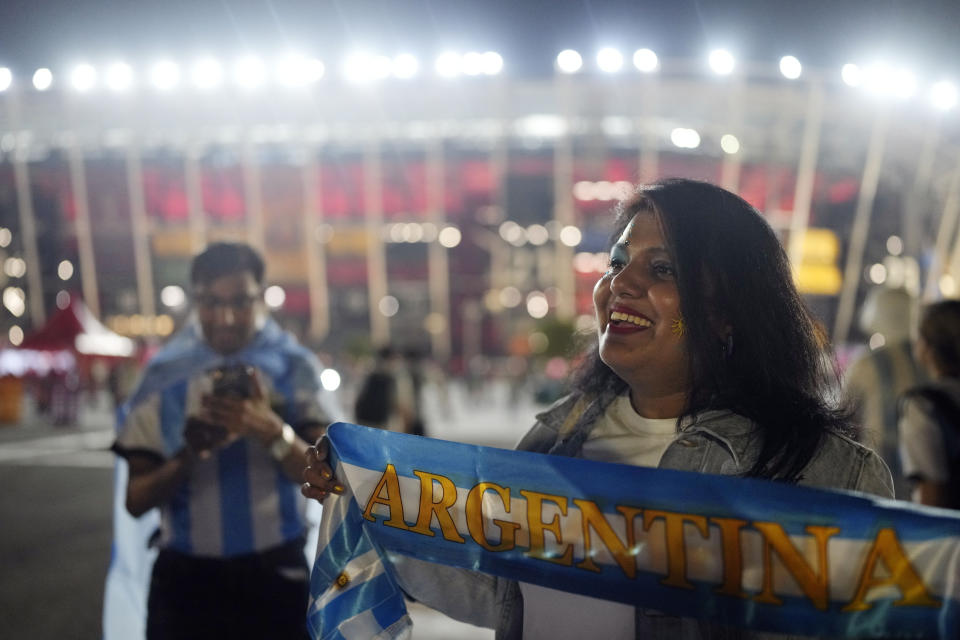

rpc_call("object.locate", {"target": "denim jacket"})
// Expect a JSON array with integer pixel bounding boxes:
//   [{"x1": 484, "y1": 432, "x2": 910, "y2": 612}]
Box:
[{"x1": 393, "y1": 391, "x2": 894, "y2": 639}]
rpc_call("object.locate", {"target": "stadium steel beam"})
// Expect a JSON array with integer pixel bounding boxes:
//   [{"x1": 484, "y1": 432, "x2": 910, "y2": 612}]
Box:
[
  {"x1": 12, "y1": 147, "x2": 44, "y2": 326},
  {"x1": 124, "y1": 142, "x2": 156, "y2": 318},
  {"x1": 184, "y1": 144, "x2": 207, "y2": 254},
  {"x1": 638, "y1": 76, "x2": 661, "y2": 184},
  {"x1": 787, "y1": 81, "x2": 825, "y2": 271},
  {"x1": 241, "y1": 140, "x2": 265, "y2": 252},
  {"x1": 426, "y1": 138, "x2": 451, "y2": 360},
  {"x1": 904, "y1": 117, "x2": 941, "y2": 261},
  {"x1": 553, "y1": 72, "x2": 576, "y2": 321},
  {"x1": 67, "y1": 142, "x2": 100, "y2": 318},
  {"x1": 301, "y1": 150, "x2": 330, "y2": 341},
  {"x1": 928, "y1": 152, "x2": 960, "y2": 299},
  {"x1": 364, "y1": 140, "x2": 389, "y2": 345},
  {"x1": 833, "y1": 106, "x2": 891, "y2": 345},
  {"x1": 720, "y1": 77, "x2": 745, "y2": 193}
]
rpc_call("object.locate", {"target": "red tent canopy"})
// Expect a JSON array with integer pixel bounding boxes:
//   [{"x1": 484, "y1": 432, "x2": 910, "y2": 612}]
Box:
[
  {"x1": 18, "y1": 299, "x2": 135, "y2": 357},
  {"x1": 19, "y1": 303, "x2": 86, "y2": 351}
]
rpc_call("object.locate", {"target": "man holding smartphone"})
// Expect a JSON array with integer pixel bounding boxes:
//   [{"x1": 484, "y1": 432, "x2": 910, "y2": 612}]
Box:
[{"x1": 107, "y1": 242, "x2": 340, "y2": 640}]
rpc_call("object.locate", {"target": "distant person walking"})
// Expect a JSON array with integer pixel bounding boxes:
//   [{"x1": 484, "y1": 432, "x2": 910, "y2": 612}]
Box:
[
  {"x1": 843, "y1": 286, "x2": 924, "y2": 498},
  {"x1": 899, "y1": 300, "x2": 960, "y2": 509},
  {"x1": 353, "y1": 346, "x2": 416, "y2": 434}
]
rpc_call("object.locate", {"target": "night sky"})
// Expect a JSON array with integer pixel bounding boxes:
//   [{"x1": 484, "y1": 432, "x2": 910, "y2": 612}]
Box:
[{"x1": 1, "y1": 0, "x2": 959, "y2": 80}]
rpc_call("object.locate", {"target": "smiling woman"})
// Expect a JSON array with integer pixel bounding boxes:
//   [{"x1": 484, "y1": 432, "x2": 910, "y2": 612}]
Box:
[{"x1": 304, "y1": 178, "x2": 894, "y2": 639}]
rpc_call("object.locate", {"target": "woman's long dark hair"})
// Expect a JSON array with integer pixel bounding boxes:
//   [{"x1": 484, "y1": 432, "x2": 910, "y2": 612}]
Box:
[{"x1": 572, "y1": 178, "x2": 849, "y2": 481}]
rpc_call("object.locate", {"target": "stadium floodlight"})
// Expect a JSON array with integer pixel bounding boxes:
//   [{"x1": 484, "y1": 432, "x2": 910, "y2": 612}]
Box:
[
  {"x1": 670, "y1": 127, "x2": 701, "y2": 149},
  {"x1": 105, "y1": 62, "x2": 134, "y2": 92},
  {"x1": 343, "y1": 53, "x2": 392, "y2": 83},
  {"x1": 277, "y1": 54, "x2": 324, "y2": 87},
  {"x1": 32, "y1": 68, "x2": 53, "y2": 91},
  {"x1": 435, "y1": 51, "x2": 462, "y2": 78},
  {"x1": 841, "y1": 63, "x2": 862, "y2": 87},
  {"x1": 597, "y1": 47, "x2": 624, "y2": 73},
  {"x1": 708, "y1": 49, "x2": 735, "y2": 75},
  {"x1": 892, "y1": 68, "x2": 917, "y2": 99},
  {"x1": 632, "y1": 48, "x2": 659, "y2": 73},
  {"x1": 150, "y1": 60, "x2": 179, "y2": 91},
  {"x1": 481, "y1": 51, "x2": 503, "y2": 75},
  {"x1": 931, "y1": 80, "x2": 959, "y2": 111},
  {"x1": 779, "y1": 55, "x2": 802, "y2": 80},
  {"x1": 862, "y1": 63, "x2": 916, "y2": 99},
  {"x1": 392, "y1": 53, "x2": 419, "y2": 79},
  {"x1": 720, "y1": 134, "x2": 741, "y2": 154},
  {"x1": 191, "y1": 58, "x2": 223, "y2": 89},
  {"x1": 0, "y1": 67, "x2": 11, "y2": 92},
  {"x1": 234, "y1": 55, "x2": 266, "y2": 89},
  {"x1": 70, "y1": 63, "x2": 97, "y2": 92},
  {"x1": 462, "y1": 52, "x2": 484, "y2": 76},
  {"x1": 556, "y1": 49, "x2": 583, "y2": 74}
]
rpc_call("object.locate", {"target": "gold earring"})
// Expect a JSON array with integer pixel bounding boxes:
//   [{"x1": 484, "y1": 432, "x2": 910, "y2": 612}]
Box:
[{"x1": 671, "y1": 316, "x2": 686, "y2": 337}]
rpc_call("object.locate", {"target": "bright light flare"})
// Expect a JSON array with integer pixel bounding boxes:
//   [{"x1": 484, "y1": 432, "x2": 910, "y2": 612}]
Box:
[
  {"x1": 3, "y1": 287, "x2": 25, "y2": 317},
  {"x1": 556, "y1": 49, "x2": 583, "y2": 74},
  {"x1": 779, "y1": 55, "x2": 802, "y2": 79},
  {"x1": 526, "y1": 292, "x2": 549, "y2": 319},
  {"x1": 150, "y1": 60, "x2": 180, "y2": 90},
  {"x1": 233, "y1": 56, "x2": 266, "y2": 89},
  {"x1": 559, "y1": 226, "x2": 582, "y2": 247},
  {"x1": 277, "y1": 54, "x2": 324, "y2": 86},
  {"x1": 0, "y1": 67, "x2": 11, "y2": 92},
  {"x1": 438, "y1": 226, "x2": 462, "y2": 248},
  {"x1": 160, "y1": 285, "x2": 186, "y2": 308},
  {"x1": 597, "y1": 48, "x2": 624, "y2": 73},
  {"x1": 931, "y1": 80, "x2": 959, "y2": 111},
  {"x1": 435, "y1": 52, "x2": 462, "y2": 78},
  {"x1": 392, "y1": 53, "x2": 419, "y2": 79},
  {"x1": 264, "y1": 285, "x2": 286, "y2": 308},
  {"x1": 105, "y1": 62, "x2": 134, "y2": 92},
  {"x1": 708, "y1": 49, "x2": 735, "y2": 75},
  {"x1": 462, "y1": 52, "x2": 484, "y2": 76},
  {"x1": 70, "y1": 63, "x2": 97, "y2": 91},
  {"x1": 191, "y1": 58, "x2": 223, "y2": 90},
  {"x1": 481, "y1": 51, "x2": 503, "y2": 75},
  {"x1": 344, "y1": 53, "x2": 392, "y2": 83},
  {"x1": 527, "y1": 224, "x2": 549, "y2": 246},
  {"x1": 671, "y1": 127, "x2": 701, "y2": 149},
  {"x1": 841, "y1": 63, "x2": 862, "y2": 87},
  {"x1": 633, "y1": 48, "x2": 659, "y2": 72},
  {"x1": 320, "y1": 368, "x2": 341, "y2": 391},
  {"x1": 378, "y1": 295, "x2": 399, "y2": 317},
  {"x1": 57, "y1": 260, "x2": 74, "y2": 280},
  {"x1": 32, "y1": 68, "x2": 53, "y2": 91},
  {"x1": 862, "y1": 63, "x2": 916, "y2": 99},
  {"x1": 720, "y1": 134, "x2": 740, "y2": 154}
]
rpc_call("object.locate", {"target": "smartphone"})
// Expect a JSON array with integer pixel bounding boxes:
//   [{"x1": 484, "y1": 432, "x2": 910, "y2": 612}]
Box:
[{"x1": 211, "y1": 364, "x2": 253, "y2": 398}]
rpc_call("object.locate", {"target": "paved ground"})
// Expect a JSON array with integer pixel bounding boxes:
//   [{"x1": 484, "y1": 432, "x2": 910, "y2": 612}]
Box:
[{"x1": 0, "y1": 382, "x2": 541, "y2": 639}]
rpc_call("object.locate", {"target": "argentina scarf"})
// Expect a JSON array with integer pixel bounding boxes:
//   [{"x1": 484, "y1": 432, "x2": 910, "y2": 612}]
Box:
[{"x1": 309, "y1": 422, "x2": 960, "y2": 639}]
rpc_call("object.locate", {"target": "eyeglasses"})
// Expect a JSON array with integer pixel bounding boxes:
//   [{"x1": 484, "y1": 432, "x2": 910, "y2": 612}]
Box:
[{"x1": 195, "y1": 293, "x2": 260, "y2": 311}]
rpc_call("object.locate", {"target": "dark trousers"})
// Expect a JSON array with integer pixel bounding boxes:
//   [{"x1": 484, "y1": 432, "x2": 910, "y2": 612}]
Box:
[{"x1": 147, "y1": 539, "x2": 311, "y2": 640}]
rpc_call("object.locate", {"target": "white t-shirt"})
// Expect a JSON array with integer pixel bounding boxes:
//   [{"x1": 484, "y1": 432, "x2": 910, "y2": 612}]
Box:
[{"x1": 520, "y1": 394, "x2": 681, "y2": 639}]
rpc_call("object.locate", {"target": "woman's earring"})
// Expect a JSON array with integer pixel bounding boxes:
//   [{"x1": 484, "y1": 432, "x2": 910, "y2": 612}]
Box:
[{"x1": 671, "y1": 316, "x2": 686, "y2": 337}]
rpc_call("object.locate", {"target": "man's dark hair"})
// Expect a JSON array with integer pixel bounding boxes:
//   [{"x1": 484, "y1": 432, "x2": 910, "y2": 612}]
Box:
[
  {"x1": 920, "y1": 300, "x2": 960, "y2": 377},
  {"x1": 190, "y1": 242, "x2": 265, "y2": 286},
  {"x1": 572, "y1": 178, "x2": 849, "y2": 482}
]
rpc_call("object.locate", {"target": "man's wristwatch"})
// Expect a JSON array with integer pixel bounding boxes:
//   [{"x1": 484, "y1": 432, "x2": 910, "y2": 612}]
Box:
[{"x1": 270, "y1": 423, "x2": 296, "y2": 461}]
